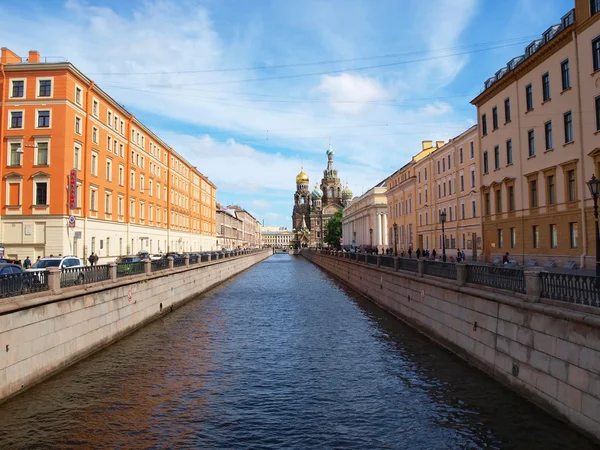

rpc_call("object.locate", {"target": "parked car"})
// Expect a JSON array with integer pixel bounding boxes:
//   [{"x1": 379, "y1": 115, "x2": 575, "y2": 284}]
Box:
[
  {"x1": 0, "y1": 263, "x2": 31, "y2": 297},
  {"x1": 150, "y1": 253, "x2": 163, "y2": 261},
  {"x1": 27, "y1": 256, "x2": 84, "y2": 284},
  {"x1": 137, "y1": 251, "x2": 150, "y2": 260},
  {"x1": 115, "y1": 256, "x2": 143, "y2": 275}
]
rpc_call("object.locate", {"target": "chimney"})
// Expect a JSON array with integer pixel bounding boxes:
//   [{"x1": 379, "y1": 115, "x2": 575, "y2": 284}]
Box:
[
  {"x1": 1, "y1": 47, "x2": 22, "y2": 64},
  {"x1": 28, "y1": 50, "x2": 40, "y2": 63},
  {"x1": 436, "y1": 141, "x2": 445, "y2": 149},
  {"x1": 422, "y1": 140, "x2": 432, "y2": 150}
]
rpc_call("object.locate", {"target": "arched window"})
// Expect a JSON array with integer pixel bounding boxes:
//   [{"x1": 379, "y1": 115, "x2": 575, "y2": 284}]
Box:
[{"x1": 330, "y1": 187, "x2": 334, "y2": 198}]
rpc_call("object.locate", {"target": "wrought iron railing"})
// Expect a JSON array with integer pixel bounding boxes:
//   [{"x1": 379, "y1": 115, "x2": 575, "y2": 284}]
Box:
[
  {"x1": 174, "y1": 256, "x2": 186, "y2": 267},
  {"x1": 151, "y1": 259, "x2": 169, "y2": 272},
  {"x1": 380, "y1": 256, "x2": 394, "y2": 269},
  {"x1": 467, "y1": 265, "x2": 525, "y2": 293},
  {"x1": 200, "y1": 254, "x2": 210, "y2": 263},
  {"x1": 366, "y1": 254, "x2": 378, "y2": 265},
  {"x1": 117, "y1": 261, "x2": 144, "y2": 278},
  {"x1": 540, "y1": 272, "x2": 600, "y2": 308},
  {"x1": 0, "y1": 271, "x2": 49, "y2": 298},
  {"x1": 189, "y1": 255, "x2": 199, "y2": 264},
  {"x1": 398, "y1": 258, "x2": 419, "y2": 273},
  {"x1": 424, "y1": 260, "x2": 457, "y2": 280},
  {"x1": 61, "y1": 265, "x2": 110, "y2": 287}
]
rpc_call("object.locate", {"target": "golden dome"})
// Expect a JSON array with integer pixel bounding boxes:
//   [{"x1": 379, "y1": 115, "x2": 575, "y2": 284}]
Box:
[{"x1": 296, "y1": 169, "x2": 309, "y2": 183}]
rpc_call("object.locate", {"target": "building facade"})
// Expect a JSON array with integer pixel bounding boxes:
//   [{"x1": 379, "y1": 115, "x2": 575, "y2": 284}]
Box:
[
  {"x1": 216, "y1": 204, "x2": 243, "y2": 249},
  {"x1": 0, "y1": 47, "x2": 217, "y2": 262},
  {"x1": 226, "y1": 205, "x2": 261, "y2": 248},
  {"x1": 472, "y1": 1, "x2": 600, "y2": 267},
  {"x1": 261, "y1": 226, "x2": 293, "y2": 247},
  {"x1": 291, "y1": 143, "x2": 352, "y2": 247},
  {"x1": 341, "y1": 180, "x2": 388, "y2": 251}
]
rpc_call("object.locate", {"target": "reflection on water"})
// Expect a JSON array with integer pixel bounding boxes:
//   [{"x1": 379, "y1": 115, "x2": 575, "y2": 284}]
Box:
[{"x1": 0, "y1": 254, "x2": 594, "y2": 449}]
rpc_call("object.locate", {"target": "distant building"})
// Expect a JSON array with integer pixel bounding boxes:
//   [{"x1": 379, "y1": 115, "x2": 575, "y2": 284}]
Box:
[
  {"x1": 216, "y1": 204, "x2": 243, "y2": 249},
  {"x1": 261, "y1": 227, "x2": 293, "y2": 247},
  {"x1": 226, "y1": 205, "x2": 261, "y2": 248},
  {"x1": 342, "y1": 180, "x2": 388, "y2": 252}
]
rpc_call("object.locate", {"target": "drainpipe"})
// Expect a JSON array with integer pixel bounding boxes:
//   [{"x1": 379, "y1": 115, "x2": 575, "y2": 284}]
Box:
[
  {"x1": 573, "y1": 29, "x2": 588, "y2": 269},
  {"x1": 0, "y1": 63, "x2": 6, "y2": 247},
  {"x1": 82, "y1": 80, "x2": 95, "y2": 264}
]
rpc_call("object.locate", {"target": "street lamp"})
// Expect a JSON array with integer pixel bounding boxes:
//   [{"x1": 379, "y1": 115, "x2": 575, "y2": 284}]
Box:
[
  {"x1": 369, "y1": 228, "x2": 373, "y2": 248},
  {"x1": 587, "y1": 175, "x2": 600, "y2": 286},
  {"x1": 440, "y1": 209, "x2": 447, "y2": 262},
  {"x1": 393, "y1": 223, "x2": 398, "y2": 256}
]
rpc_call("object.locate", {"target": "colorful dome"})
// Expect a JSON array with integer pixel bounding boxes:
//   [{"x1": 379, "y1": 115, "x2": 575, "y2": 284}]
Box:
[
  {"x1": 311, "y1": 184, "x2": 323, "y2": 199},
  {"x1": 342, "y1": 184, "x2": 353, "y2": 198},
  {"x1": 296, "y1": 169, "x2": 309, "y2": 183},
  {"x1": 326, "y1": 143, "x2": 334, "y2": 156}
]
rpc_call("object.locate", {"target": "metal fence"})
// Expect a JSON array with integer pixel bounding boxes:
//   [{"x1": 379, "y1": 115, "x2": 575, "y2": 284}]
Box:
[
  {"x1": 467, "y1": 264, "x2": 525, "y2": 293},
  {"x1": 0, "y1": 271, "x2": 49, "y2": 298},
  {"x1": 61, "y1": 265, "x2": 110, "y2": 288},
  {"x1": 424, "y1": 260, "x2": 457, "y2": 280},
  {"x1": 174, "y1": 256, "x2": 186, "y2": 267},
  {"x1": 189, "y1": 255, "x2": 199, "y2": 264},
  {"x1": 151, "y1": 259, "x2": 169, "y2": 272},
  {"x1": 540, "y1": 272, "x2": 599, "y2": 308},
  {"x1": 200, "y1": 254, "x2": 210, "y2": 263},
  {"x1": 380, "y1": 256, "x2": 394, "y2": 268},
  {"x1": 366, "y1": 254, "x2": 378, "y2": 265},
  {"x1": 117, "y1": 261, "x2": 145, "y2": 278},
  {"x1": 397, "y1": 258, "x2": 419, "y2": 273}
]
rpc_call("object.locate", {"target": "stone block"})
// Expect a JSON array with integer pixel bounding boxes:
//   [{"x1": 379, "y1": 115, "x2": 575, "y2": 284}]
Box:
[
  {"x1": 555, "y1": 339, "x2": 581, "y2": 366},
  {"x1": 567, "y1": 364, "x2": 590, "y2": 392},
  {"x1": 497, "y1": 319, "x2": 518, "y2": 341},
  {"x1": 529, "y1": 349, "x2": 550, "y2": 373},
  {"x1": 509, "y1": 339, "x2": 529, "y2": 364},
  {"x1": 517, "y1": 363, "x2": 538, "y2": 388},
  {"x1": 532, "y1": 331, "x2": 556, "y2": 356},
  {"x1": 579, "y1": 347, "x2": 600, "y2": 376},
  {"x1": 549, "y1": 357, "x2": 569, "y2": 382},
  {"x1": 536, "y1": 372, "x2": 559, "y2": 399},
  {"x1": 496, "y1": 335, "x2": 511, "y2": 355},
  {"x1": 581, "y1": 393, "x2": 600, "y2": 422},
  {"x1": 516, "y1": 327, "x2": 533, "y2": 348},
  {"x1": 557, "y1": 380, "x2": 582, "y2": 412}
]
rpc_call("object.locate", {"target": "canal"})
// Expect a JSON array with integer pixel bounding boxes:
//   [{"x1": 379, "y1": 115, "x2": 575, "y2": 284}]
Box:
[{"x1": 0, "y1": 254, "x2": 595, "y2": 449}]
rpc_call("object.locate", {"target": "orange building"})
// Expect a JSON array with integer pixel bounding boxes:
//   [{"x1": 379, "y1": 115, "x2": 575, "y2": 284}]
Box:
[{"x1": 0, "y1": 47, "x2": 217, "y2": 261}]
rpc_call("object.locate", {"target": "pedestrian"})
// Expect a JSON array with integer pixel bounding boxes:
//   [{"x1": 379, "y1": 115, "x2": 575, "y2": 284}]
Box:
[
  {"x1": 88, "y1": 252, "x2": 96, "y2": 266},
  {"x1": 408, "y1": 247, "x2": 413, "y2": 258},
  {"x1": 23, "y1": 256, "x2": 31, "y2": 269},
  {"x1": 416, "y1": 248, "x2": 421, "y2": 259},
  {"x1": 432, "y1": 249, "x2": 437, "y2": 259},
  {"x1": 503, "y1": 252, "x2": 510, "y2": 265},
  {"x1": 457, "y1": 249, "x2": 461, "y2": 263}
]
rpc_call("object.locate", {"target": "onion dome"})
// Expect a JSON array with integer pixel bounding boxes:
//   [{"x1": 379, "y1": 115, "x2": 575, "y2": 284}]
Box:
[
  {"x1": 342, "y1": 184, "x2": 353, "y2": 199},
  {"x1": 296, "y1": 169, "x2": 309, "y2": 183},
  {"x1": 326, "y1": 143, "x2": 334, "y2": 156},
  {"x1": 311, "y1": 184, "x2": 323, "y2": 199}
]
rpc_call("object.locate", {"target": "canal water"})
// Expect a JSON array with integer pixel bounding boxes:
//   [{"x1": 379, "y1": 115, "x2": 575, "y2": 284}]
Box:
[{"x1": 0, "y1": 254, "x2": 595, "y2": 449}]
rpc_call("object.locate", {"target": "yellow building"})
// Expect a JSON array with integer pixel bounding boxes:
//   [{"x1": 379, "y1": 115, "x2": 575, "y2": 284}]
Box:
[
  {"x1": 386, "y1": 159, "x2": 418, "y2": 255},
  {"x1": 471, "y1": 1, "x2": 600, "y2": 267}
]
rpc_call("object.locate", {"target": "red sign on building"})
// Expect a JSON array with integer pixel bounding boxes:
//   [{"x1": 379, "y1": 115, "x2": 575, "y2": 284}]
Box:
[{"x1": 69, "y1": 169, "x2": 77, "y2": 210}]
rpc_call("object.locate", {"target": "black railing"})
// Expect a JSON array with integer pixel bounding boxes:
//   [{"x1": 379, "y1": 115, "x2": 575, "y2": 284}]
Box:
[
  {"x1": 201, "y1": 254, "x2": 210, "y2": 263},
  {"x1": 151, "y1": 259, "x2": 169, "y2": 272},
  {"x1": 467, "y1": 264, "x2": 525, "y2": 293},
  {"x1": 117, "y1": 261, "x2": 144, "y2": 278},
  {"x1": 0, "y1": 271, "x2": 49, "y2": 298},
  {"x1": 61, "y1": 265, "x2": 110, "y2": 288},
  {"x1": 174, "y1": 256, "x2": 186, "y2": 267},
  {"x1": 424, "y1": 260, "x2": 457, "y2": 280},
  {"x1": 367, "y1": 254, "x2": 378, "y2": 265},
  {"x1": 351, "y1": 252, "x2": 359, "y2": 261},
  {"x1": 397, "y1": 258, "x2": 419, "y2": 273},
  {"x1": 380, "y1": 256, "x2": 394, "y2": 268},
  {"x1": 189, "y1": 255, "x2": 199, "y2": 264},
  {"x1": 541, "y1": 272, "x2": 600, "y2": 308}
]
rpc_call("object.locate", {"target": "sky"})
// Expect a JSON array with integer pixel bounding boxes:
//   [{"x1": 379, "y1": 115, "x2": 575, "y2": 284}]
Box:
[{"x1": 0, "y1": 0, "x2": 574, "y2": 227}]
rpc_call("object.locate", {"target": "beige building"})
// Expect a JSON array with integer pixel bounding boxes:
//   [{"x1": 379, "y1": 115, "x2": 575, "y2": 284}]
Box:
[
  {"x1": 414, "y1": 127, "x2": 482, "y2": 260},
  {"x1": 342, "y1": 180, "x2": 388, "y2": 251},
  {"x1": 472, "y1": 1, "x2": 600, "y2": 267},
  {"x1": 261, "y1": 227, "x2": 293, "y2": 247},
  {"x1": 226, "y1": 205, "x2": 261, "y2": 248},
  {"x1": 386, "y1": 159, "x2": 418, "y2": 255},
  {"x1": 216, "y1": 204, "x2": 243, "y2": 249}
]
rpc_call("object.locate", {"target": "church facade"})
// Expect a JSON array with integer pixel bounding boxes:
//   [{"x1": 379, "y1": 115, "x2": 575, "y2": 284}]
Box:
[{"x1": 291, "y1": 144, "x2": 352, "y2": 247}]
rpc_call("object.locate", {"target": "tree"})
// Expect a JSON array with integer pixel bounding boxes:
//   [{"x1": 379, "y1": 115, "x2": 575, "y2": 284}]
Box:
[{"x1": 324, "y1": 208, "x2": 343, "y2": 249}]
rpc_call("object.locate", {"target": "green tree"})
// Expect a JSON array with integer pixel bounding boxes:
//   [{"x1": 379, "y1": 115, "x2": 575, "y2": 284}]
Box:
[{"x1": 324, "y1": 208, "x2": 343, "y2": 248}]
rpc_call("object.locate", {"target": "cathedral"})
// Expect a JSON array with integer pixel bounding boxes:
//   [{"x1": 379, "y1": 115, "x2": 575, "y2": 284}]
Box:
[{"x1": 292, "y1": 143, "x2": 353, "y2": 247}]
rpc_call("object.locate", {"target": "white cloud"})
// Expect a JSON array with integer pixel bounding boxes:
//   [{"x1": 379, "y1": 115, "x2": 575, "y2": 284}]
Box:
[{"x1": 314, "y1": 74, "x2": 391, "y2": 113}]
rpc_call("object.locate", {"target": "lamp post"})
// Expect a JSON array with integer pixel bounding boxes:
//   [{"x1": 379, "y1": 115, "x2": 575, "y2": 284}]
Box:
[
  {"x1": 440, "y1": 210, "x2": 447, "y2": 262},
  {"x1": 587, "y1": 175, "x2": 600, "y2": 286},
  {"x1": 369, "y1": 228, "x2": 373, "y2": 248},
  {"x1": 393, "y1": 223, "x2": 398, "y2": 256}
]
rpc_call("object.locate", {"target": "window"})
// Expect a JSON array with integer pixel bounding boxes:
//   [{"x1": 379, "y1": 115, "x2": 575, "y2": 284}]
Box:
[
  {"x1": 525, "y1": 84, "x2": 533, "y2": 111},
  {"x1": 533, "y1": 225, "x2": 539, "y2": 249},
  {"x1": 530, "y1": 179, "x2": 538, "y2": 208},
  {"x1": 494, "y1": 146, "x2": 500, "y2": 169},
  {"x1": 481, "y1": 113, "x2": 487, "y2": 135},
  {"x1": 461, "y1": 203, "x2": 465, "y2": 220},
  {"x1": 448, "y1": 180, "x2": 452, "y2": 195},
  {"x1": 75, "y1": 87, "x2": 82, "y2": 105},
  {"x1": 92, "y1": 99, "x2": 99, "y2": 117},
  {"x1": 561, "y1": 60, "x2": 570, "y2": 90},
  {"x1": 92, "y1": 127, "x2": 98, "y2": 144},
  {"x1": 36, "y1": 142, "x2": 48, "y2": 165},
  {"x1": 504, "y1": 98, "x2": 511, "y2": 122},
  {"x1": 38, "y1": 79, "x2": 52, "y2": 97},
  {"x1": 459, "y1": 148, "x2": 463, "y2": 164},
  {"x1": 528, "y1": 129, "x2": 535, "y2": 157},
  {"x1": 140, "y1": 203, "x2": 145, "y2": 220},
  {"x1": 470, "y1": 141, "x2": 474, "y2": 159},
  {"x1": 597, "y1": 96, "x2": 600, "y2": 131},
  {"x1": 91, "y1": 152, "x2": 98, "y2": 176},
  {"x1": 35, "y1": 181, "x2": 48, "y2": 205},
  {"x1": 483, "y1": 151, "x2": 489, "y2": 173},
  {"x1": 106, "y1": 159, "x2": 112, "y2": 181},
  {"x1": 75, "y1": 117, "x2": 81, "y2": 134},
  {"x1": 10, "y1": 111, "x2": 23, "y2": 128},
  {"x1": 460, "y1": 174, "x2": 464, "y2": 192},
  {"x1": 570, "y1": 222, "x2": 578, "y2": 248},
  {"x1": 492, "y1": 106, "x2": 498, "y2": 130},
  {"x1": 567, "y1": 170, "x2": 576, "y2": 202},
  {"x1": 471, "y1": 169, "x2": 475, "y2": 188},
  {"x1": 424, "y1": 167, "x2": 428, "y2": 180},
  {"x1": 497, "y1": 229, "x2": 503, "y2": 248},
  {"x1": 437, "y1": 161, "x2": 440, "y2": 175},
  {"x1": 548, "y1": 175, "x2": 556, "y2": 205},
  {"x1": 74, "y1": 145, "x2": 81, "y2": 170},
  {"x1": 118, "y1": 197, "x2": 124, "y2": 216},
  {"x1": 508, "y1": 227, "x2": 515, "y2": 249},
  {"x1": 508, "y1": 186, "x2": 515, "y2": 211},
  {"x1": 130, "y1": 200, "x2": 135, "y2": 218},
  {"x1": 438, "y1": 184, "x2": 441, "y2": 199},
  {"x1": 140, "y1": 175, "x2": 145, "y2": 193},
  {"x1": 105, "y1": 192, "x2": 112, "y2": 214},
  {"x1": 37, "y1": 110, "x2": 50, "y2": 128},
  {"x1": 564, "y1": 111, "x2": 573, "y2": 143},
  {"x1": 418, "y1": 172, "x2": 421, "y2": 183},
  {"x1": 9, "y1": 143, "x2": 21, "y2": 166},
  {"x1": 543, "y1": 121, "x2": 553, "y2": 151},
  {"x1": 485, "y1": 192, "x2": 490, "y2": 215},
  {"x1": 119, "y1": 165, "x2": 124, "y2": 186},
  {"x1": 542, "y1": 72, "x2": 550, "y2": 101},
  {"x1": 593, "y1": 37, "x2": 600, "y2": 72},
  {"x1": 496, "y1": 189, "x2": 502, "y2": 213},
  {"x1": 472, "y1": 199, "x2": 476, "y2": 217},
  {"x1": 130, "y1": 170, "x2": 135, "y2": 189},
  {"x1": 11, "y1": 80, "x2": 24, "y2": 98},
  {"x1": 442, "y1": 159, "x2": 446, "y2": 172},
  {"x1": 593, "y1": 0, "x2": 600, "y2": 14},
  {"x1": 108, "y1": 111, "x2": 112, "y2": 127},
  {"x1": 550, "y1": 224, "x2": 558, "y2": 248},
  {"x1": 505, "y1": 139, "x2": 513, "y2": 165},
  {"x1": 90, "y1": 189, "x2": 97, "y2": 211}
]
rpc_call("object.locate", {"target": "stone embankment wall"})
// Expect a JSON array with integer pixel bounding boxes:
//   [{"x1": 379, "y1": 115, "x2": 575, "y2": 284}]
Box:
[
  {"x1": 303, "y1": 251, "x2": 600, "y2": 441},
  {"x1": 0, "y1": 250, "x2": 271, "y2": 403}
]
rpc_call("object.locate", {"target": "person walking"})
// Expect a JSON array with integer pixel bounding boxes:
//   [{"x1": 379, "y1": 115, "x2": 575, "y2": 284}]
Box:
[
  {"x1": 408, "y1": 247, "x2": 413, "y2": 258},
  {"x1": 23, "y1": 256, "x2": 31, "y2": 269},
  {"x1": 88, "y1": 252, "x2": 97, "y2": 266},
  {"x1": 416, "y1": 248, "x2": 421, "y2": 259},
  {"x1": 502, "y1": 252, "x2": 510, "y2": 265},
  {"x1": 432, "y1": 249, "x2": 437, "y2": 259}
]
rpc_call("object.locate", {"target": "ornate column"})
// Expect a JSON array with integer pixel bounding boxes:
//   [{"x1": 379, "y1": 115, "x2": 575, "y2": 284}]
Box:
[{"x1": 377, "y1": 213, "x2": 382, "y2": 246}]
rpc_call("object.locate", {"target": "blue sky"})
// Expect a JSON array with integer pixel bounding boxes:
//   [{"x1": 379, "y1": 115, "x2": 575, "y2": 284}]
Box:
[{"x1": 0, "y1": 0, "x2": 574, "y2": 226}]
